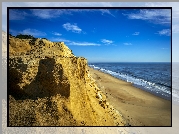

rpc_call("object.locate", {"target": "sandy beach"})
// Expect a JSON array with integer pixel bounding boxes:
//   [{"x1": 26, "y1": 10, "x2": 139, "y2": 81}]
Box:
[{"x1": 88, "y1": 66, "x2": 171, "y2": 126}]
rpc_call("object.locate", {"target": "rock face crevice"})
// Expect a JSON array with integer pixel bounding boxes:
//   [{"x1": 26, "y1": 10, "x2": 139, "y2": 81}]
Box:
[{"x1": 8, "y1": 35, "x2": 126, "y2": 126}]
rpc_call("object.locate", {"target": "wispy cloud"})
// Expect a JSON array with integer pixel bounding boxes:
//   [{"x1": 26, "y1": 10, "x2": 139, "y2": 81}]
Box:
[
  {"x1": 4, "y1": 2, "x2": 179, "y2": 33},
  {"x1": 51, "y1": 37, "x2": 100, "y2": 46},
  {"x1": 50, "y1": 37, "x2": 71, "y2": 43},
  {"x1": 9, "y1": 29, "x2": 46, "y2": 37},
  {"x1": 132, "y1": 32, "x2": 140, "y2": 35},
  {"x1": 31, "y1": 9, "x2": 68, "y2": 19},
  {"x1": 99, "y1": 9, "x2": 115, "y2": 17},
  {"x1": 156, "y1": 29, "x2": 171, "y2": 36},
  {"x1": 145, "y1": 2, "x2": 179, "y2": 33},
  {"x1": 20, "y1": 29, "x2": 46, "y2": 36},
  {"x1": 68, "y1": 42, "x2": 100, "y2": 46},
  {"x1": 65, "y1": 9, "x2": 115, "y2": 17},
  {"x1": 124, "y1": 43, "x2": 132, "y2": 46},
  {"x1": 101, "y1": 39, "x2": 113, "y2": 45},
  {"x1": 63, "y1": 23, "x2": 82, "y2": 33},
  {"x1": 9, "y1": 9, "x2": 28, "y2": 20},
  {"x1": 10, "y1": 8, "x2": 115, "y2": 20},
  {"x1": 16, "y1": 8, "x2": 114, "y2": 20},
  {"x1": 123, "y1": 9, "x2": 171, "y2": 25},
  {"x1": 52, "y1": 32, "x2": 62, "y2": 36}
]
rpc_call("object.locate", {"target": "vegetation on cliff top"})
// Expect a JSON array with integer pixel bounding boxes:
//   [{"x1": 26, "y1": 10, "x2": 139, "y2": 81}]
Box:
[{"x1": 9, "y1": 34, "x2": 49, "y2": 41}]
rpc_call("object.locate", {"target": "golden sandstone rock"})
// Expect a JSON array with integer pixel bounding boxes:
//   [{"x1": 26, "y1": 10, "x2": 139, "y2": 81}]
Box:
[{"x1": 9, "y1": 35, "x2": 126, "y2": 126}]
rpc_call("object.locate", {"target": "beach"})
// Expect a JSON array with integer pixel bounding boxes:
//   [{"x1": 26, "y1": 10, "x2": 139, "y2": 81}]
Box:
[{"x1": 88, "y1": 66, "x2": 171, "y2": 126}]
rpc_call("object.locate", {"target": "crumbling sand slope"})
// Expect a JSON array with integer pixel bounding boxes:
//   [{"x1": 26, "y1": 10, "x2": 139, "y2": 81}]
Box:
[{"x1": 9, "y1": 35, "x2": 126, "y2": 126}]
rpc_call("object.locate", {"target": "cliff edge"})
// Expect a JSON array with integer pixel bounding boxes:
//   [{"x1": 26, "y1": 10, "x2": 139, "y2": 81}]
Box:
[{"x1": 8, "y1": 35, "x2": 126, "y2": 126}]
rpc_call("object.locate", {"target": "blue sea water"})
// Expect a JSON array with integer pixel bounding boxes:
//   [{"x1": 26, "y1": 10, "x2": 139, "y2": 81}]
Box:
[{"x1": 89, "y1": 62, "x2": 172, "y2": 101}]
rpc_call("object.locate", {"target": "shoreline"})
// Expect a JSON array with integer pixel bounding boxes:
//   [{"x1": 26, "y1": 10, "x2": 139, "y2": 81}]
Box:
[
  {"x1": 89, "y1": 65, "x2": 171, "y2": 101},
  {"x1": 88, "y1": 66, "x2": 171, "y2": 126},
  {"x1": 133, "y1": 84, "x2": 171, "y2": 101}
]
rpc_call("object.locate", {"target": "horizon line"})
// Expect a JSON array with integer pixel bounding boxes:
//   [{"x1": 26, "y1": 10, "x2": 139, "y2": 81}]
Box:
[{"x1": 88, "y1": 61, "x2": 172, "y2": 63}]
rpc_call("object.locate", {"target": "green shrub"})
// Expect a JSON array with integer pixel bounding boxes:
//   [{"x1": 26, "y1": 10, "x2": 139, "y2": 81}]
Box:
[{"x1": 15, "y1": 34, "x2": 36, "y2": 39}]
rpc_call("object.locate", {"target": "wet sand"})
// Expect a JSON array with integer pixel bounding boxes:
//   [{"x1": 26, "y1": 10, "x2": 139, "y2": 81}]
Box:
[{"x1": 88, "y1": 67, "x2": 171, "y2": 126}]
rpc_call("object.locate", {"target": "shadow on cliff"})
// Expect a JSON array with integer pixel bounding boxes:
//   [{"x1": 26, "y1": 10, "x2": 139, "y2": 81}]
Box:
[
  {"x1": 9, "y1": 58, "x2": 70, "y2": 100},
  {"x1": 9, "y1": 57, "x2": 29, "y2": 100},
  {"x1": 9, "y1": 68, "x2": 28, "y2": 100}
]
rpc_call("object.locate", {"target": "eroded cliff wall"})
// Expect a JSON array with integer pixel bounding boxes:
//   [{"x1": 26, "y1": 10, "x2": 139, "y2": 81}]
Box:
[{"x1": 9, "y1": 36, "x2": 126, "y2": 126}]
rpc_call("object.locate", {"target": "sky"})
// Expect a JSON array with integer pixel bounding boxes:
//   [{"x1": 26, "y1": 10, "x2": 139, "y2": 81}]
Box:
[{"x1": 8, "y1": 7, "x2": 172, "y2": 63}]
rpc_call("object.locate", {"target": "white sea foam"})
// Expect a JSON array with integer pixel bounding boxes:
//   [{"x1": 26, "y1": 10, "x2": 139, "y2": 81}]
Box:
[{"x1": 89, "y1": 64, "x2": 172, "y2": 100}]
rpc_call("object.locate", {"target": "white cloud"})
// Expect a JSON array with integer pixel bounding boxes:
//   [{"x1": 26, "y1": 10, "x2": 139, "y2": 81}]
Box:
[
  {"x1": 20, "y1": 29, "x2": 46, "y2": 36},
  {"x1": 52, "y1": 32, "x2": 62, "y2": 36},
  {"x1": 50, "y1": 37, "x2": 71, "y2": 43},
  {"x1": 99, "y1": 9, "x2": 115, "y2": 17},
  {"x1": 123, "y1": 9, "x2": 171, "y2": 25},
  {"x1": 51, "y1": 37, "x2": 100, "y2": 46},
  {"x1": 64, "y1": 9, "x2": 115, "y2": 17},
  {"x1": 132, "y1": 32, "x2": 140, "y2": 35},
  {"x1": 9, "y1": 28, "x2": 47, "y2": 37},
  {"x1": 9, "y1": 8, "x2": 115, "y2": 20},
  {"x1": 157, "y1": 29, "x2": 171, "y2": 36},
  {"x1": 9, "y1": 9, "x2": 28, "y2": 20},
  {"x1": 101, "y1": 39, "x2": 113, "y2": 45},
  {"x1": 145, "y1": 2, "x2": 179, "y2": 33},
  {"x1": 63, "y1": 23, "x2": 82, "y2": 33},
  {"x1": 124, "y1": 43, "x2": 132, "y2": 45},
  {"x1": 14, "y1": 8, "x2": 115, "y2": 20},
  {"x1": 145, "y1": 3, "x2": 179, "y2": 21},
  {"x1": 31, "y1": 9, "x2": 67, "y2": 19},
  {"x1": 68, "y1": 42, "x2": 100, "y2": 46},
  {"x1": 32, "y1": 9, "x2": 52, "y2": 19},
  {"x1": 3, "y1": 2, "x2": 179, "y2": 32}
]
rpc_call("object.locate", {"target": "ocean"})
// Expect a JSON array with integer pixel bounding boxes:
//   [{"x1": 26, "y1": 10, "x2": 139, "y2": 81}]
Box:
[{"x1": 88, "y1": 62, "x2": 172, "y2": 101}]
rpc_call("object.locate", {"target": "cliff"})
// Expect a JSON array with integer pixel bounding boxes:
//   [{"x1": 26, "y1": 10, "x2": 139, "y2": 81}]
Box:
[{"x1": 8, "y1": 35, "x2": 126, "y2": 126}]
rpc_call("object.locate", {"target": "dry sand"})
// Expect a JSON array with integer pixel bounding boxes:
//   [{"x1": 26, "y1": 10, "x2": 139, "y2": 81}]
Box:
[{"x1": 88, "y1": 66, "x2": 171, "y2": 126}]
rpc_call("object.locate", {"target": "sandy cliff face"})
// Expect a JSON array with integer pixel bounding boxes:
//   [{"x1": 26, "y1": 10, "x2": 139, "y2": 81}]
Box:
[{"x1": 9, "y1": 35, "x2": 126, "y2": 126}]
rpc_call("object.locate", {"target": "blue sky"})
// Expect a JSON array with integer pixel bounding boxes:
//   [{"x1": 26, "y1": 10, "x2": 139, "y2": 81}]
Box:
[{"x1": 9, "y1": 8, "x2": 171, "y2": 62}]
